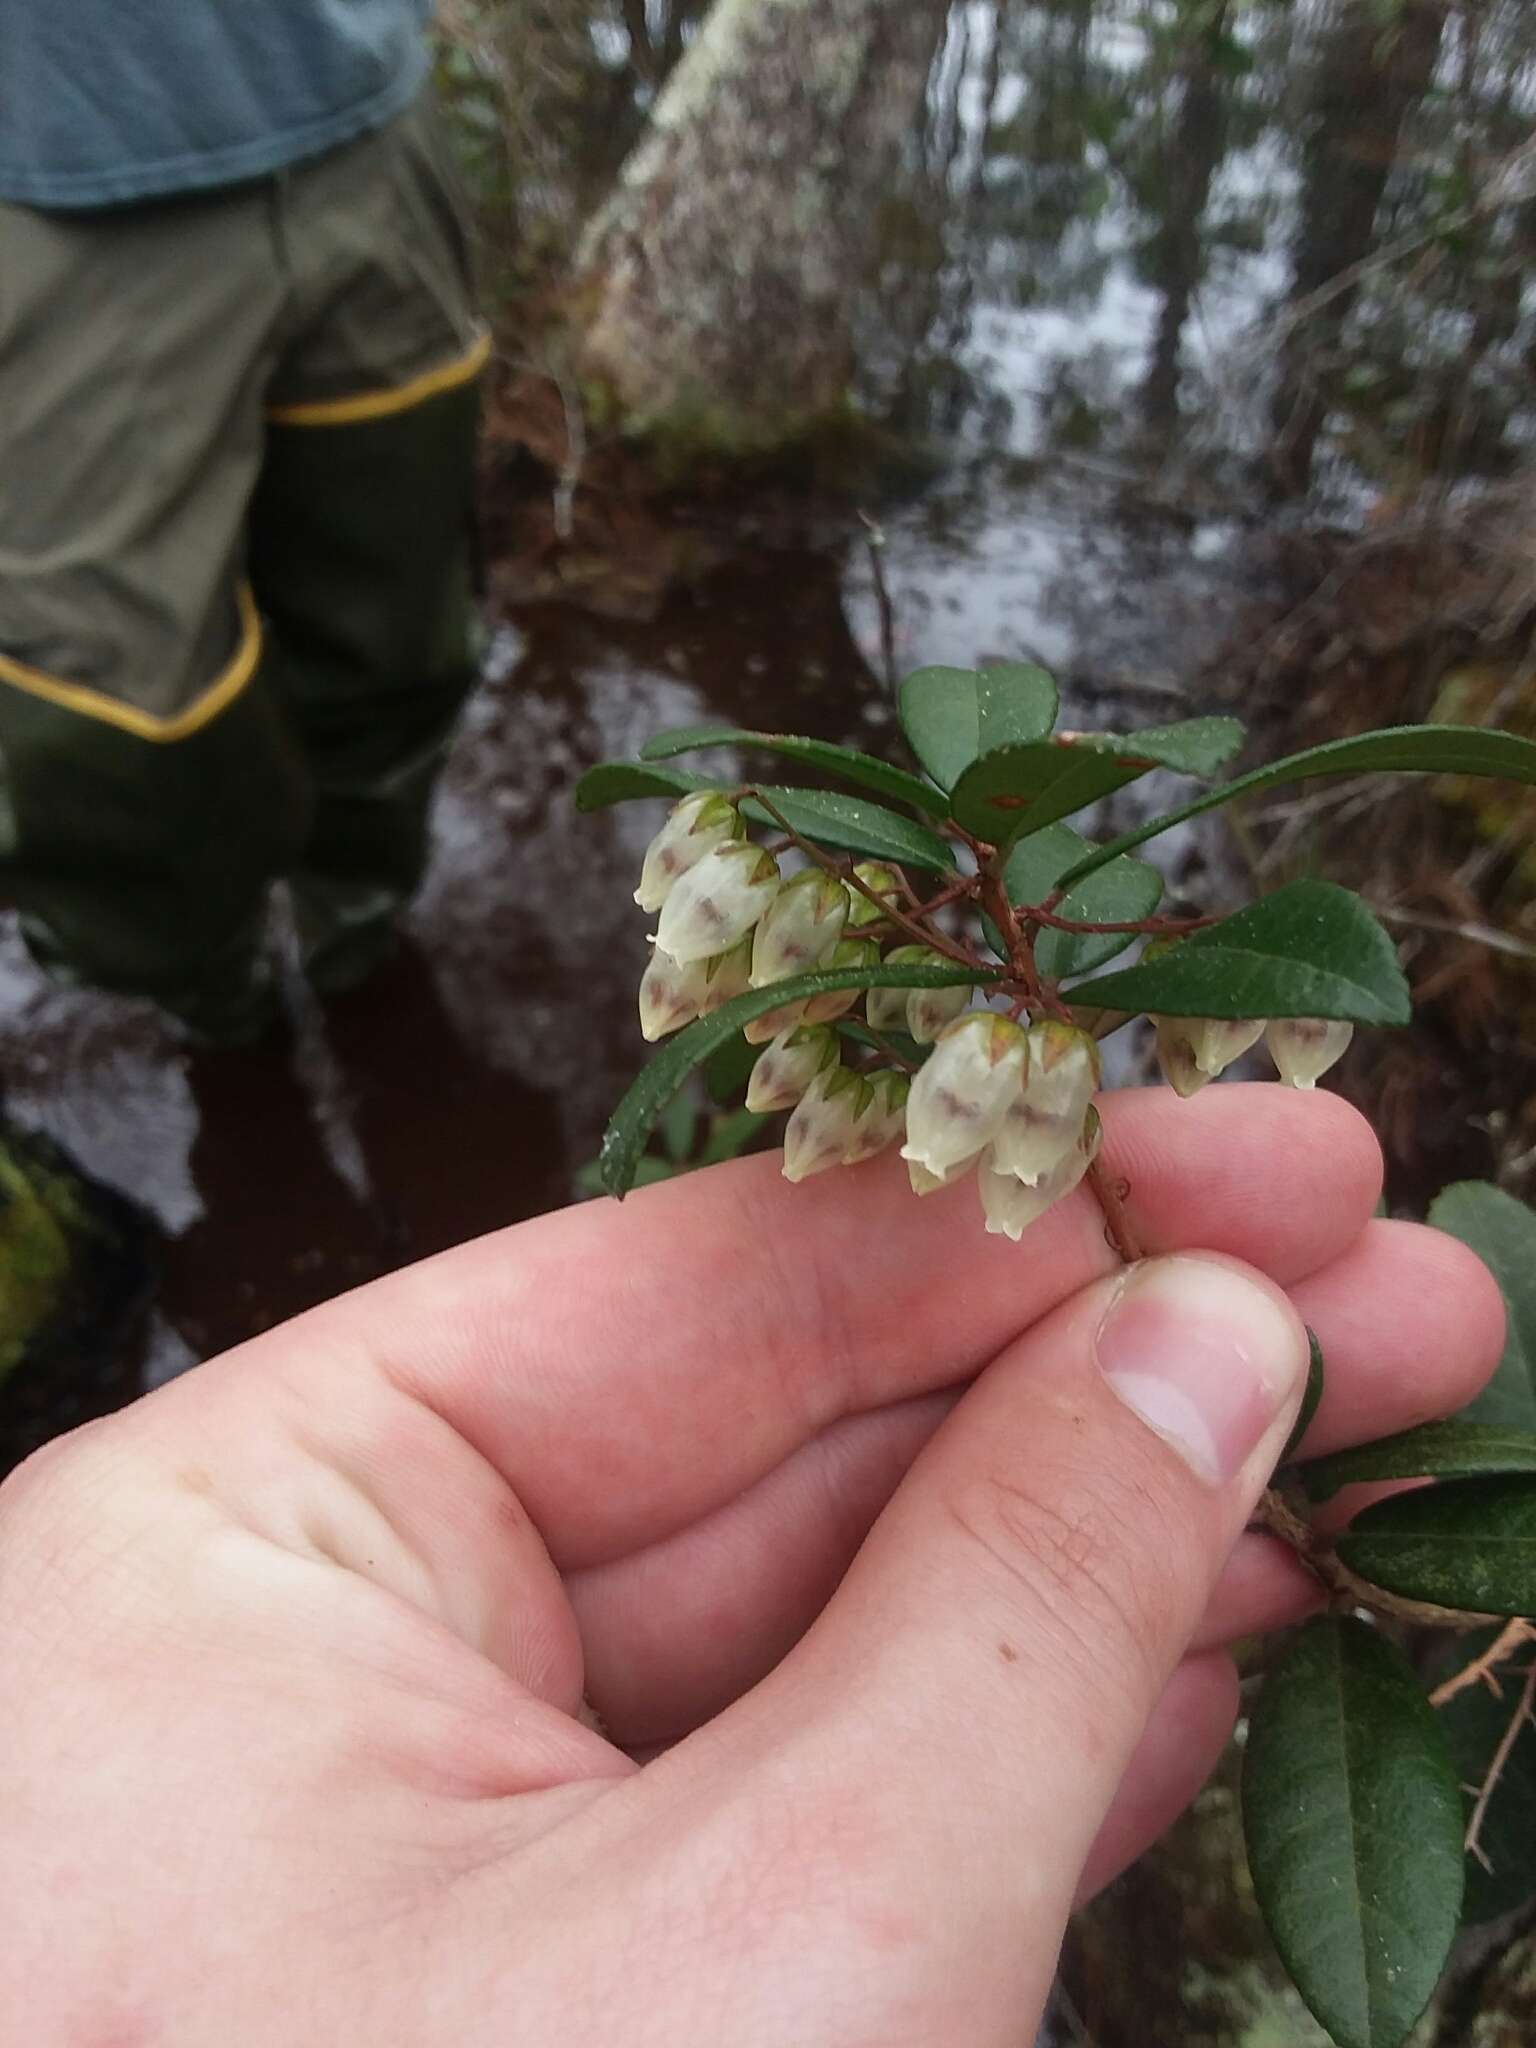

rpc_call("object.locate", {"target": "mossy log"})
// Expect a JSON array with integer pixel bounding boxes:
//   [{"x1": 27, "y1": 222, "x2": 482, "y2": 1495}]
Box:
[{"x1": 573, "y1": 0, "x2": 950, "y2": 454}]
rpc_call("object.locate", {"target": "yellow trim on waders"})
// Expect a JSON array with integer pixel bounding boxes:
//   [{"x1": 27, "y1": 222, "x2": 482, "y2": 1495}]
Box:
[
  {"x1": 0, "y1": 582, "x2": 263, "y2": 743},
  {"x1": 265, "y1": 326, "x2": 492, "y2": 426}
]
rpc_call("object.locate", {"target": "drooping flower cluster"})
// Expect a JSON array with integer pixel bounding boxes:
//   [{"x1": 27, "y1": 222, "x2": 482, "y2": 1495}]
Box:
[{"x1": 630, "y1": 791, "x2": 1357, "y2": 1239}]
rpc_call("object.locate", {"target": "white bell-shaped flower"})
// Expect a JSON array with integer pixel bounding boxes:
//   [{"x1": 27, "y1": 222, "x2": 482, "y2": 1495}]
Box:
[
  {"x1": 908, "y1": 1151, "x2": 981, "y2": 1196},
  {"x1": 751, "y1": 869, "x2": 848, "y2": 988},
  {"x1": 842, "y1": 1070, "x2": 910, "y2": 1166},
  {"x1": 638, "y1": 947, "x2": 713, "y2": 1041},
  {"x1": 908, "y1": 976, "x2": 973, "y2": 1046},
  {"x1": 634, "y1": 793, "x2": 743, "y2": 913},
  {"x1": 782, "y1": 1066, "x2": 871, "y2": 1183},
  {"x1": 845, "y1": 861, "x2": 903, "y2": 931},
  {"x1": 1266, "y1": 1017, "x2": 1354, "y2": 1089},
  {"x1": 992, "y1": 1020, "x2": 1100, "y2": 1185},
  {"x1": 746, "y1": 1024, "x2": 838, "y2": 1113},
  {"x1": 655, "y1": 842, "x2": 781, "y2": 965},
  {"x1": 865, "y1": 945, "x2": 931, "y2": 1034},
  {"x1": 744, "y1": 997, "x2": 809, "y2": 1044},
  {"x1": 979, "y1": 1106, "x2": 1102, "y2": 1241},
  {"x1": 1153, "y1": 1014, "x2": 1264, "y2": 1094},
  {"x1": 697, "y1": 934, "x2": 753, "y2": 1015},
  {"x1": 803, "y1": 938, "x2": 881, "y2": 1024},
  {"x1": 901, "y1": 1013, "x2": 1029, "y2": 1180}
]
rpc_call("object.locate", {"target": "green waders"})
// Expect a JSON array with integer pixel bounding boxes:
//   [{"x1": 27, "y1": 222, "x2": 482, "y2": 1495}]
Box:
[{"x1": 0, "y1": 100, "x2": 485, "y2": 1039}]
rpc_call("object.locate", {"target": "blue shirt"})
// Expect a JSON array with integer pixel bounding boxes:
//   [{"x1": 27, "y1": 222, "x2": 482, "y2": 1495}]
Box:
[{"x1": 0, "y1": 2, "x2": 432, "y2": 208}]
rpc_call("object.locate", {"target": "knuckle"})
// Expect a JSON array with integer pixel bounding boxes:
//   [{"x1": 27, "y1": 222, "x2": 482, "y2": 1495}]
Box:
[{"x1": 944, "y1": 1458, "x2": 1190, "y2": 1702}]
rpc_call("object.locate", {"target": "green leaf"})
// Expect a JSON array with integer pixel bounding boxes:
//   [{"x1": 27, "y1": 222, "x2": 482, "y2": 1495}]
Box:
[
  {"x1": 1304, "y1": 1421, "x2": 1536, "y2": 1501},
  {"x1": 897, "y1": 663, "x2": 1060, "y2": 790},
  {"x1": 599, "y1": 962, "x2": 999, "y2": 1197},
  {"x1": 740, "y1": 787, "x2": 955, "y2": 873},
  {"x1": 1069, "y1": 881, "x2": 1411, "y2": 1024},
  {"x1": 660, "y1": 1093, "x2": 697, "y2": 1164},
  {"x1": 1427, "y1": 1626, "x2": 1536, "y2": 1924},
  {"x1": 1429, "y1": 1183, "x2": 1536, "y2": 1429},
  {"x1": 1242, "y1": 1615, "x2": 1465, "y2": 2048},
  {"x1": 949, "y1": 716, "x2": 1245, "y2": 847},
  {"x1": 703, "y1": 1029, "x2": 761, "y2": 1104},
  {"x1": 572, "y1": 761, "x2": 955, "y2": 872},
  {"x1": 1002, "y1": 822, "x2": 1165, "y2": 977},
  {"x1": 1056, "y1": 724, "x2": 1536, "y2": 889},
  {"x1": 1338, "y1": 1474, "x2": 1536, "y2": 1617},
  {"x1": 696, "y1": 1108, "x2": 771, "y2": 1168},
  {"x1": 1279, "y1": 1328, "x2": 1327, "y2": 1465},
  {"x1": 574, "y1": 760, "x2": 713, "y2": 810},
  {"x1": 639, "y1": 724, "x2": 949, "y2": 818},
  {"x1": 836, "y1": 1018, "x2": 925, "y2": 1066}
]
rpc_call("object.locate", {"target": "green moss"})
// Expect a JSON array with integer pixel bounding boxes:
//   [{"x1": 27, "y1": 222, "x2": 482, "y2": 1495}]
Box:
[{"x1": 0, "y1": 1137, "x2": 88, "y2": 1383}]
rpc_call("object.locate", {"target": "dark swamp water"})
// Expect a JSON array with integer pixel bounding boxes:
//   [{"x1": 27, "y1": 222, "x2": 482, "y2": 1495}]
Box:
[{"x1": 4, "y1": 0, "x2": 1534, "y2": 1466}]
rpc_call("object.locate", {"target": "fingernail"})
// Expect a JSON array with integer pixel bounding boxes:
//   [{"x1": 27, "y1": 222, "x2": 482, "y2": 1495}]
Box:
[{"x1": 1096, "y1": 1256, "x2": 1305, "y2": 1482}]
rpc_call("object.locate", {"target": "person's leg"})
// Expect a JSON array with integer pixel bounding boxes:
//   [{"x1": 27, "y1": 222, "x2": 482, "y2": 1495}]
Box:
[
  {"x1": 251, "y1": 102, "x2": 487, "y2": 993},
  {"x1": 0, "y1": 190, "x2": 311, "y2": 1039}
]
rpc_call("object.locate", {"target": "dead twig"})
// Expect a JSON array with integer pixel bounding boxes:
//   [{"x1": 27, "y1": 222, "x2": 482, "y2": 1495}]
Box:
[
  {"x1": 1430, "y1": 1617, "x2": 1536, "y2": 1710},
  {"x1": 1464, "y1": 1659, "x2": 1536, "y2": 1874}
]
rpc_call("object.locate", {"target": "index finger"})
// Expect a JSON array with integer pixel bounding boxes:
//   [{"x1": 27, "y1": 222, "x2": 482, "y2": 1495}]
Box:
[{"x1": 255, "y1": 1084, "x2": 1383, "y2": 1568}]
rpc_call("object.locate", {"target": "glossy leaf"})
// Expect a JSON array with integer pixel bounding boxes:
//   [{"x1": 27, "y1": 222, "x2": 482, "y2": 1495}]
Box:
[
  {"x1": 897, "y1": 663, "x2": 1059, "y2": 790},
  {"x1": 1242, "y1": 1615, "x2": 1464, "y2": 2048},
  {"x1": 1338, "y1": 1474, "x2": 1536, "y2": 1617},
  {"x1": 1069, "y1": 881, "x2": 1411, "y2": 1024},
  {"x1": 739, "y1": 787, "x2": 955, "y2": 872},
  {"x1": 639, "y1": 724, "x2": 948, "y2": 817},
  {"x1": 1429, "y1": 1183, "x2": 1536, "y2": 1429},
  {"x1": 1057, "y1": 724, "x2": 1536, "y2": 889},
  {"x1": 949, "y1": 716, "x2": 1244, "y2": 847},
  {"x1": 599, "y1": 962, "x2": 998, "y2": 1196},
  {"x1": 1279, "y1": 1328, "x2": 1327, "y2": 1465},
  {"x1": 1002, "y1": 822, "x2": 1165, "y2": 977},
  {"x1": 574, "y1": 760, "x2": 713, "y2": 810},
  {"x1": 574, "y1": 761, "x2": 955, "y2": 873},
  {"x1": 1304, "y1": 1421, "x2": 1536, "y2": 1501},
  {"x1": 1428, "y1": 1626, "x2": 1536, "y2": 1924}
]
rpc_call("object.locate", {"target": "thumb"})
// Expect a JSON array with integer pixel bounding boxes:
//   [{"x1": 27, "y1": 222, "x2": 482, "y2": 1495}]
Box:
[{"x1": 748, "y1": 1254, "x2": 1307, "y2": 2010}]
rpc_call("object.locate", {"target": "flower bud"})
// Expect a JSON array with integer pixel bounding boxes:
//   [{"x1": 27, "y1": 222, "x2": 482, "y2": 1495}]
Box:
[
  {"x1": 802, "y1": 938, "x2": 882, "y2": 1025},
  {"x1": 1266, "y1": 1017, "x2": 1353, "y2": 1089},
  {"x1": 744, "y1": 998, "x2": 810, "y2": 1045},
  {"x1": 842, "y1": 1069, "x2": 910, "y2": 1166},
  {"x1": 865, "y1": 945, "x2": 931, "y2": 1034},
  {"x1": 782, "y1": 1065, "x2": 871, "y2": 1183},
  {"x1": 1152, "y1": 1014, "x2": 1264, "y2": 1093},
  {"x1": 992, "y1": 1020, "x2": 1100, "y2": 1184},
  {"x1": 745, "y1": 1023, "x2": 838, "y2": 1113},
  {"x1": 699, "y1": 934, "x2": 753, "y2": 1015},
  {"x1": 907, "y1": 973, "x2": 974, "y2": 1045},
  {"x1": 908, "y1": 1151, "x2": 980, "y2": 1196},
  {"x1": 845, "y1": 862, "x2": 903, "y2": 930},
  {"x1": 901, "y1": 1012, "x2": 1030, "y2": 1179},
  {"x1": 751, "y1": 868, "x2": 849, "y2": 988},
  {"x1": 634, "y1": 793, "x2": 743, "y2": 913},
  {"x1": 656, "y1": 842, "x2": 780, "y2": 964},
  {"x1": 638, "y1": 947, "x2": 712, "y2": 1041},
  {"x1": 979, "y1": 1105, "x2": 1101, "y2": 1241}
]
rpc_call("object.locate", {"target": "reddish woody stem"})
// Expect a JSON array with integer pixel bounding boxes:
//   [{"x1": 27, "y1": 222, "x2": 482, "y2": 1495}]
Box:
[{"x1": 745, "y1": 791, "x2": 984, "y2": 971}]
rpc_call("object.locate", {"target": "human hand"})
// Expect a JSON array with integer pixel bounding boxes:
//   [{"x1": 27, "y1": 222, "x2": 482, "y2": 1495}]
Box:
[{"x1": 0, "y1": 1086, "x2": 1503, "y2": 2046}]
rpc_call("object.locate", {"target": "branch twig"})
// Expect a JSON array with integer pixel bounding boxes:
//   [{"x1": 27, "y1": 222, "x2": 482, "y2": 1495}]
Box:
[
  {"x1": 1430, "y1": 1618, "x2": 1536, "y2": 1709},
  {"x1": 1465, "y1": 1660, "x2": 1536, "y2": 1873}
]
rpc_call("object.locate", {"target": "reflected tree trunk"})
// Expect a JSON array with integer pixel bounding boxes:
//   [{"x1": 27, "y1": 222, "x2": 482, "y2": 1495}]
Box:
[
  {"x1": 573, "y1": 0, "x2": 952, "y2": 452},
  {"x1": 1140, "y1": 7, "x2": 1229, "y2": 435},
  {"x1": 1267, "y1": 0, "x2": 1448, "y2": 497}
]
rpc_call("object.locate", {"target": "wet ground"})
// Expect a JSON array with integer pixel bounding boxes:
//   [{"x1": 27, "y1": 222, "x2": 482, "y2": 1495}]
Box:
[{"x1": 3, "y1": 0, "x2": 1533, "y2": 1437}]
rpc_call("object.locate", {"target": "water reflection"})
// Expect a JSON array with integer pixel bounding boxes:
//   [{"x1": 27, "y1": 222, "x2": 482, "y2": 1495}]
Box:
[{"x1": 5, "y1": 0, "x2": 1532, "y2": 1424}]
